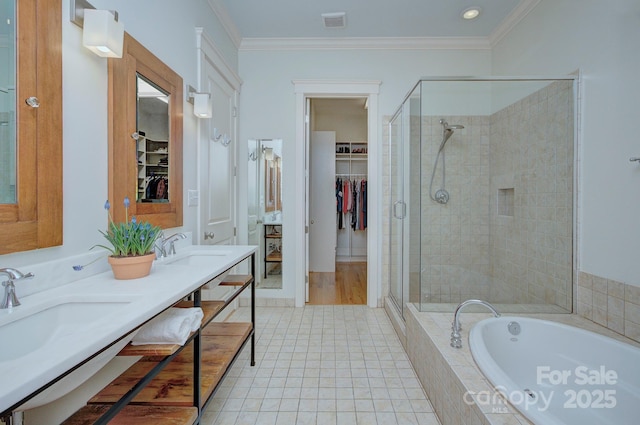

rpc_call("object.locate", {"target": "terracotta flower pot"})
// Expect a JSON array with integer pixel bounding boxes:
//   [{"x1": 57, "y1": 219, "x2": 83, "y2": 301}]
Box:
[{"x1": 108, "y1": 253, "x2": 155, "y2": 280}]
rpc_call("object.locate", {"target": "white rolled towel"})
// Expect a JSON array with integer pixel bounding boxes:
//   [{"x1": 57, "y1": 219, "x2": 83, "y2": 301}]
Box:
[{"x1": 131, "y1": 307, "x2": 204, "y2": 346}]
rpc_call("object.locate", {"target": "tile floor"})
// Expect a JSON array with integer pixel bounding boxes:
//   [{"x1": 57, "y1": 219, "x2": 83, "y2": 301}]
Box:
[{"x1": 201, "y1": 306, "x2": 440, "y2": 425}]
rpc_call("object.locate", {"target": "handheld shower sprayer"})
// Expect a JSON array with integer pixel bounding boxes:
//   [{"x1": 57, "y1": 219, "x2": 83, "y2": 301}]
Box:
[{"x1": 429, "y1": 119, "x2": 465, "y2": 204}]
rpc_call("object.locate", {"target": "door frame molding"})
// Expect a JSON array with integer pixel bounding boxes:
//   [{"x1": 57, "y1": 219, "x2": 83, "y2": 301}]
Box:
[{"x1": 293, "y1": 80, "x2": 381, "y2": 308}]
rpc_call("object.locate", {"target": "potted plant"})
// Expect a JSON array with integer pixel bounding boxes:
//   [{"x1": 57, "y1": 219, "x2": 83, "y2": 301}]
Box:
[{"x1": 94, "y1": 197, "x2": 162, "y2": 280}]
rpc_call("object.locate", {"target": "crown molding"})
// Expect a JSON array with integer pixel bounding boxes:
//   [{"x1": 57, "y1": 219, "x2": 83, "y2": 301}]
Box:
[
  {"x1": 489, "y1": 0, "x2": 542, "y2": 47},
  {"x1": 206, "y1": 0, "x2": 242, "y2": 49},
  {"x1": 240, "y1": 36, "x2": 491, "y2": 51},
  {"x1": 208, "y1": 0, "x2": 540, "y2": 52}
]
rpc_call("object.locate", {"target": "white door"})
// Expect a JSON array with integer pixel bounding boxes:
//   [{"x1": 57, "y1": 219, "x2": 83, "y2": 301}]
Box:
[
  {"x1": 199, "y1": 57, "x2": 237, "y2": 245},
  {"x1": 309, "y1": 131, "x2": 336, "y2": 272}
]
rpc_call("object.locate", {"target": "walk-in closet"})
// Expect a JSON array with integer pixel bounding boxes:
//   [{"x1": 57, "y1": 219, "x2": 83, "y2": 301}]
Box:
[{"x1": 308, "y1": 98, "x2": 368, "y2": 305}]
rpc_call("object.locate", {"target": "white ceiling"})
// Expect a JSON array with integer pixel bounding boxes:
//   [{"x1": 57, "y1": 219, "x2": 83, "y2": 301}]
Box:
[{"x1": 217, "y1": 0, "x2": 532, "y2": 40}]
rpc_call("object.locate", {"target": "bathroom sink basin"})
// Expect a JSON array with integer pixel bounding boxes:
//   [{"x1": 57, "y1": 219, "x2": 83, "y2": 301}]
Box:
[
  {"x1": 0, "y1": 295, "x2": 136, "y2": 410},
  {"x1": 164, "y1": 251, "x2": 231, "y2": 267},
  {"x1": 0, "y1": 297, "x2": 132, "y2": 363}
]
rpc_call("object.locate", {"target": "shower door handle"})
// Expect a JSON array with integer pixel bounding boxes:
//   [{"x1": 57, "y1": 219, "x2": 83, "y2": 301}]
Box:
[{"x1": 393, "y1": 201, "x2": 406, "y2": 219}]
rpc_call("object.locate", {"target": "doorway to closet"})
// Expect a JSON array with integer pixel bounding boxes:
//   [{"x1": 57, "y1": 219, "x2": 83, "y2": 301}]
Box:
[{"x1": 307, "y1": 98, "x2": 368, "y2": 305}]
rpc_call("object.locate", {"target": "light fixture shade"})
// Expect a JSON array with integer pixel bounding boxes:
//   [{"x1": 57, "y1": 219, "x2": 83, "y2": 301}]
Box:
[
  {"x1": 82, "y1": 9, "x2": 124, "y2": 58},
  {"x1": 193, "y1": 93, "x2": 212, "y2": 118},
  {"x1": 263, "y1": 147, "x2": 274, "y2": 161}
]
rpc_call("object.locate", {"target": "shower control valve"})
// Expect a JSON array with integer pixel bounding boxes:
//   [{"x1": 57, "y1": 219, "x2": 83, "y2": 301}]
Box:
[{"x1": 435, "y1": 189, "x2": 449, "y2": 204}]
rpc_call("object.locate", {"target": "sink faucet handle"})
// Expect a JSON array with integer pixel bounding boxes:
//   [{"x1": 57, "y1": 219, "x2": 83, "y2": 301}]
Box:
[
  {"x1": 0, "y1": 267, "x2": 34, "y2": 280},
  {"x1": 157, "y1": 232, "x2": 187, "y2": 258}
]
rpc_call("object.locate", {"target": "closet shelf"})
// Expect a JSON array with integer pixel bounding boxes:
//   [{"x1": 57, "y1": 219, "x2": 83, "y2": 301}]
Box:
[
  {"x1": 336, "y1": 153, "x2": 367, "y2": 159},
  {"x1": 335, "y1": 141, "x2": 368, "y2": 160}
]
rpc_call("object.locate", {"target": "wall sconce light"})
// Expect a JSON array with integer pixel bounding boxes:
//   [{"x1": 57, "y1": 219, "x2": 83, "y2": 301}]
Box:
[
  {"x1": 186, "y1": 85, "x2": 212, "y2": 118},
  {"x1": 70, "y1": 0, "x2": 124, "y2": 58},
  {"x1": 262, "y1": 147, "x2": 274, "y2": 161}
]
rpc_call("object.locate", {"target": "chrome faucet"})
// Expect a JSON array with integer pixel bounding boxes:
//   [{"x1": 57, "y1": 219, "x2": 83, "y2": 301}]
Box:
[
  {"x1": 450, "y1": 299, "x2": 500, "y2": 349},
  {"x1": 0, "y1": 268, "x2": 35, "y2": 309},
  {"x1": 156, "y1": 232, "x2": 187, "y2": 258}
]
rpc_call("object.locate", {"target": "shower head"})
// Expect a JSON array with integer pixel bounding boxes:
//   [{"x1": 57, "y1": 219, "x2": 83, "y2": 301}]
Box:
[
  {"x1": 439, "y1": 119, "x2": 464, "y2": 131},
  {"x1": 440, "y1": 129, "x2": 455, "y2": 150},
  {"x1": 438, "y1": 119, "x2": 464, "y2": 151}
]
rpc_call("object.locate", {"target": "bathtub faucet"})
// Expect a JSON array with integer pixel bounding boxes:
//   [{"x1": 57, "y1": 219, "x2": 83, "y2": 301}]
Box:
[{"x1": 450, "y1": 299, "x2": 501, "y2": 349}]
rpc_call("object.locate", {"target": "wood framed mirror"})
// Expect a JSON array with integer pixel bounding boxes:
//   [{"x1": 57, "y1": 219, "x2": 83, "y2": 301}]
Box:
[
  {"x1": 108, "y1": 33, "x2": 183, "y2": 228},
  {"x1": 0, "y1": 0, "x2": 62, "y2": 255}
]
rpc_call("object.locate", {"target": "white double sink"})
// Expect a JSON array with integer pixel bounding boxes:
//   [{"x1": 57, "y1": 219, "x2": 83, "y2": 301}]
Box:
[{"x1": 0, "y1": 245, "x2": 255, "y2": 412}]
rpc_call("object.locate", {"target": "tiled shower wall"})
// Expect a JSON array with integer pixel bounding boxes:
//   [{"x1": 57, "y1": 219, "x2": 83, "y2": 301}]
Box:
[
  {"x1": 420, "y1": 80, "x2": 574, "y2": 309},
  {"x1": 488, "y1": 80, "x2": 574, "y2": 309},
  {"x1": 420, "y1": 116, "x2": 492, "y2": 304}
]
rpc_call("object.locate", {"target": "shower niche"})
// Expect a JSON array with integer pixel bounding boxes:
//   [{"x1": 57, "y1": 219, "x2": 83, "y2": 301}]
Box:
[
  {"x1": 497, "y1": 188, "x2": 514, "y2": 217},
  {"x1": 388, "y1": 77, "x2": 577, "y2": 317}
]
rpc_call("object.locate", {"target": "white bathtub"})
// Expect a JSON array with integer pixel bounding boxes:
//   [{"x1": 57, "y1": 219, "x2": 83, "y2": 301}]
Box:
[{"x1": 469, "y1": 316, "x2": 640, "y2": 425}]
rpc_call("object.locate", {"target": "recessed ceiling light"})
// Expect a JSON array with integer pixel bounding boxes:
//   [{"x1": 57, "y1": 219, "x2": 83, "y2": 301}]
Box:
[{"x1": 461, "y1": 7, "x2": 481, "y2": 20}]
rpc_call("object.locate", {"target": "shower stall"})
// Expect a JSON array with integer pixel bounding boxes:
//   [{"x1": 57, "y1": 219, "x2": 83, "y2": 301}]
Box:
[{"x1": 388, "y1": 77, "x2": 577, "y2": 318}]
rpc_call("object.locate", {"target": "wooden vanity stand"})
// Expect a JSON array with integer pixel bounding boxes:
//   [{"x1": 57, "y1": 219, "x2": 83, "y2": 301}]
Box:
[{"x1": 63, "y1": 259, "x2": 256, "y2": 425}]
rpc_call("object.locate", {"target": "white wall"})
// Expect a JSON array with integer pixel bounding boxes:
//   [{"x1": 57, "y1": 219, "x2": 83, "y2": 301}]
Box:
[
  {"x1": 237, "y1": 47, "x2": 492, "y2": 300},
  {"x1": 3, "y1": 2, "x2": 238, "y2": 422},
  {"x1": 0, "y1": 0, "x2": 237, "y2": 269},
  {"x1": 492, "y1": 0, "x2": 640, "y2": 287}
]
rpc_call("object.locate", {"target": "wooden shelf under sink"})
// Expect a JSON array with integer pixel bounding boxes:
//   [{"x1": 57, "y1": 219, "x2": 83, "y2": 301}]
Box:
[
  {"x1": 117, "y1": 273, "x2": 251, "y2": 357},
  {"x1": 219, "y1": 274, "x2": 252, "y2": 287},
  {"x1": 62, "y1": 405, "x2": 197, "y2": 425},
  {"x1": 90, "y1": 322, "x2": 252, "y2": 406},
  {"x1": 117, "y1": 300, "x2": 226, "y2": 357}
]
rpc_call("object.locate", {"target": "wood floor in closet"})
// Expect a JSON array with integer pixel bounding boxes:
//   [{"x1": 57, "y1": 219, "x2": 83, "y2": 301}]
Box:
[{"x1": 308, "y1": 262, "x2": 367, "y2": 305}]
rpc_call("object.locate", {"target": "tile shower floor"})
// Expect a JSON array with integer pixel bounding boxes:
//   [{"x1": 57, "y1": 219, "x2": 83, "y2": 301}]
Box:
[{"x1": 201, "y1": 306, "x2": 440, "y2": 425}]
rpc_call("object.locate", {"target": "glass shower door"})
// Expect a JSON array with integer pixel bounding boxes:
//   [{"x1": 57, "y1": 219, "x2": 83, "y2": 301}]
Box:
[
  {"x1": 389, "y1": 84, "x2": 422, "y2": 319},
  {"x1": 389, "y1": 108, "x2": 405, "y2": 316}
]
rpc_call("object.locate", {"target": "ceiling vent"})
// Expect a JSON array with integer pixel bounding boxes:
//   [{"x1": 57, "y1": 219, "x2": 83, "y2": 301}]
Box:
[{"x1": 322, "y1": 12, "x2": 346, "y2": 29}]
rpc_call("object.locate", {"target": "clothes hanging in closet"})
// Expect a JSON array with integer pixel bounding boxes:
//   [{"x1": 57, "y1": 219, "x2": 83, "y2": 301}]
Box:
[
  {"x1": 335, "y1": 177, "x2": 367, "y2": 231},
  {"x1": 143, "y1": 175, "x2": 169, "y2": 200}
]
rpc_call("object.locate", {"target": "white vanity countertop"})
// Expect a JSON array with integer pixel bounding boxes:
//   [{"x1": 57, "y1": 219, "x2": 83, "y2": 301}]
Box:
[{"x1": 0, "y1": 245, "x2": 257, "y2": 412}]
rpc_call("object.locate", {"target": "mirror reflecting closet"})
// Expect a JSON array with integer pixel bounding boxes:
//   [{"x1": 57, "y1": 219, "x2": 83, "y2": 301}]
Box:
[
  {"x1": 136, "y1": 75, "x2": 170, "y2": 203},
  {"x1": 108, "y1": 33, "x2": 183, "y2": 228},
  {"x1": 248, "y1": 139, "x2": 283, "y2": 289}
]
